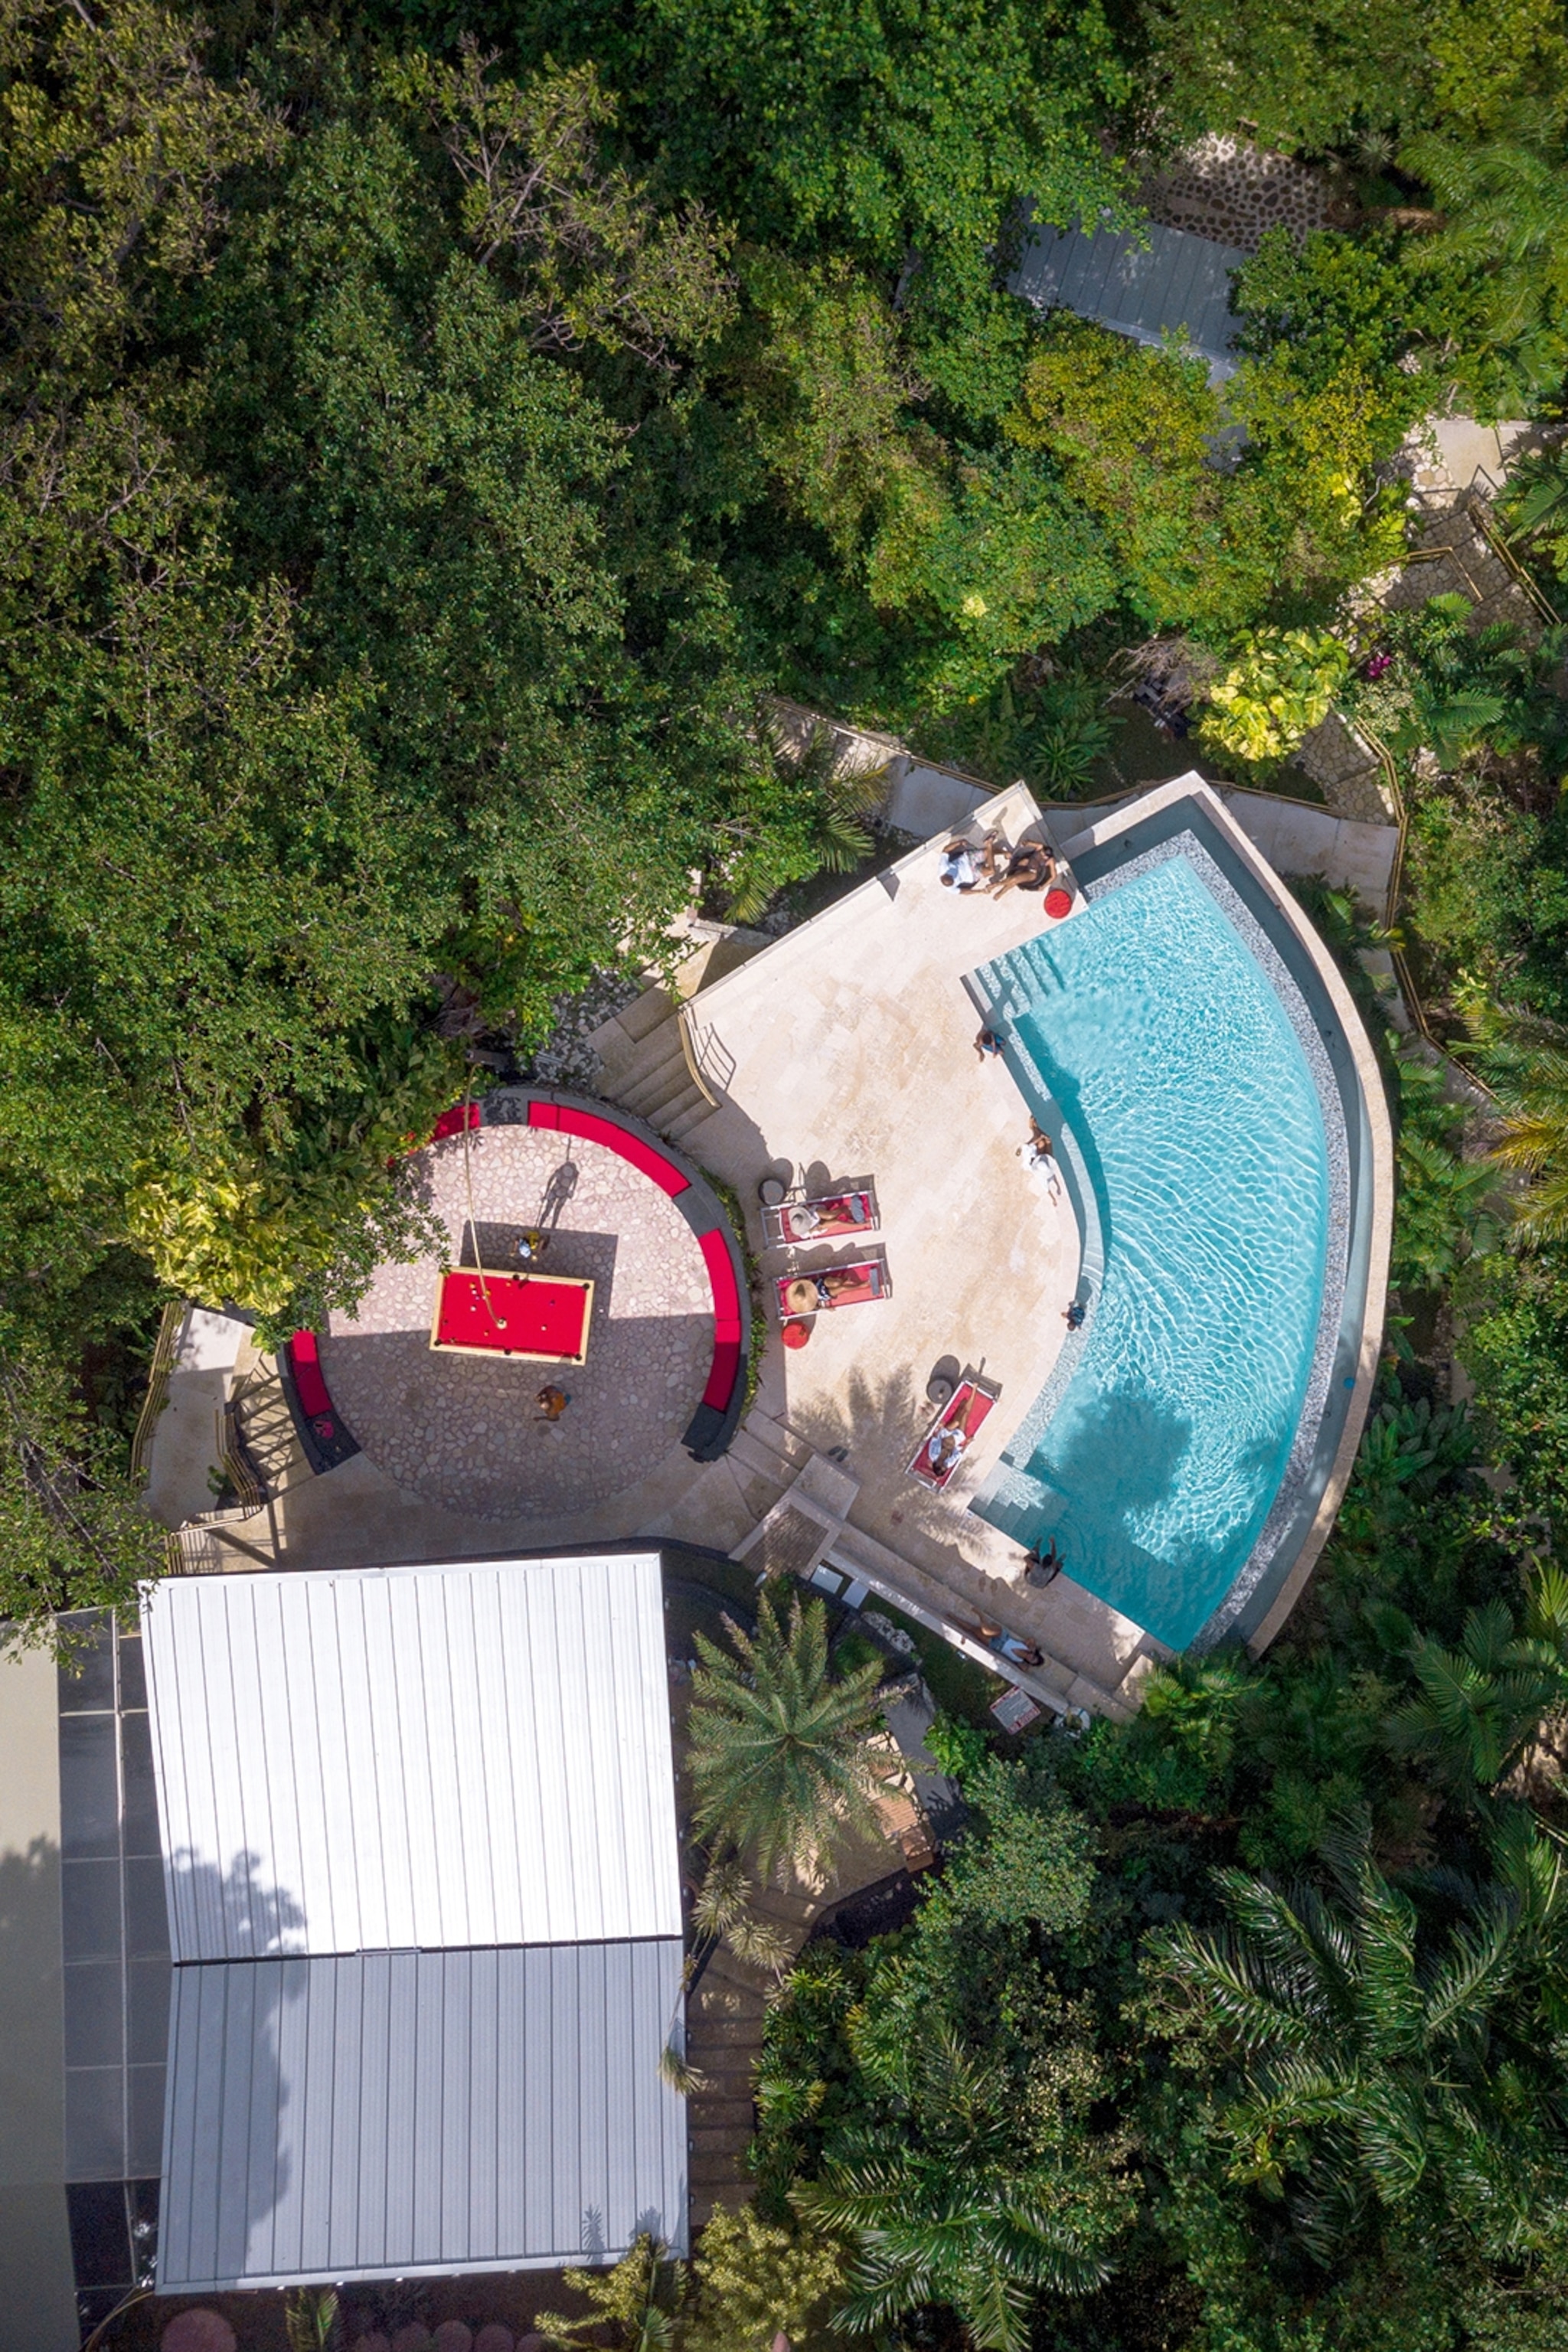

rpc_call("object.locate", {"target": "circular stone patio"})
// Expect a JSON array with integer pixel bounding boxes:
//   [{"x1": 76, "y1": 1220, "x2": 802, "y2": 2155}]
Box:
[{"x1": 320, "y1": 1125, "x2": 716, "y2": 1519}]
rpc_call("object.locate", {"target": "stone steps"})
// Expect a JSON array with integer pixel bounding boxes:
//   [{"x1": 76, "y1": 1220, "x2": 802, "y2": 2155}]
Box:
[{"x1": 231, "y1": 1367, "x2": 312, "y2": 1498}]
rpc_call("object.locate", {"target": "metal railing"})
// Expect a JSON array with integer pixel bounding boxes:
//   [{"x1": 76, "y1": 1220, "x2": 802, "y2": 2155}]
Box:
[
  {"x1": 128, "y1": 1299, "x2": 185, "y2": 1486},
  {"x1": 678, "y1": 1002, "x2": 734, "y2": 1108}
]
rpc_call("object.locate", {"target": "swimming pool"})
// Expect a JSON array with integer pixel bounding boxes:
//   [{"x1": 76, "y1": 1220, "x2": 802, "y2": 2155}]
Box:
[{"x1": 976, "y1": 851, "x2": 1331, "y2": 1651}]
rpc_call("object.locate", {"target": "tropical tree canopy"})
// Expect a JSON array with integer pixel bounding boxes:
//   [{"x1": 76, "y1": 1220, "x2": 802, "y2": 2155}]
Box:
[{"x1": 687, "y1": 1591, "x2": 886, "y2": 1882}]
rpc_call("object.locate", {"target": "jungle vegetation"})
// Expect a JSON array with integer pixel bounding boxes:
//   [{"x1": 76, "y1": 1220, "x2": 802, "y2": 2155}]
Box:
[{"x1": 9, "y1": 0, "x2": 1568, "y2": 2339}]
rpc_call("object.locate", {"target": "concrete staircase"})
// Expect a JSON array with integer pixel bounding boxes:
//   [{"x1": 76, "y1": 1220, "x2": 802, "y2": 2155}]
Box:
[
  {"x1": 230, "y1": 1361, "x2": 313, "y2": 1500},
  {"x1": 583, "y1": 923, "x2": 769, "y2": 1146},
  {"x1": 594, "y1": 988, "x2": 717, "y2": 1147}
]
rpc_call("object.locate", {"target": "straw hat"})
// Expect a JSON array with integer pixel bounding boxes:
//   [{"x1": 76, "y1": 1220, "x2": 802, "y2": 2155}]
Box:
[{"x1": 784, "y1": 1278, "x2": 818, "y2": 1314}]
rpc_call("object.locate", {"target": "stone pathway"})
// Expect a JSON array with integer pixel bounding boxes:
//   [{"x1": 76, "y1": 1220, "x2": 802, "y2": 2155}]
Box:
[
  {"x1": 320, "y1": 1128, "x2": 714, "y2": 1520},
  {"x1": 1139, "y1": 134, "x2": 1352, "y2": 253}
]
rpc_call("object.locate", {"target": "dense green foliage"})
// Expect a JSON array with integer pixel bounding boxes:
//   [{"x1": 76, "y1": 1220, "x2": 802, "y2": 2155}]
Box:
[{"x1": 9, "y1": 0, "x2": 1568, "y2": 2341}]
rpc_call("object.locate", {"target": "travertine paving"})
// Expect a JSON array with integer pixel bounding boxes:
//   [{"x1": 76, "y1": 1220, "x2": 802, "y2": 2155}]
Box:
[{"x1": 321, "y1": 1128, "x2": 714, "y2": 1518}]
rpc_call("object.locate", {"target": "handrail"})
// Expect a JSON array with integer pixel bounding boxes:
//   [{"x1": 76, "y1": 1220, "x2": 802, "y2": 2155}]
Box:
[
  {"x1": 128, "y1": 1298, "x2": 185, "y2": 1485},
  {"x1": 1465, "y1": 492, "x2": 1563, "y2": 630},
  {"x1": 214, "y1": 1397, "x2": 264, "y2": 1514},
  {"x1": 675, "y1": 1001, "x2": 718, "y2": 1109},
  {"x1": 678, "y1": 1000, "x2": 732, "y2": 1109}
]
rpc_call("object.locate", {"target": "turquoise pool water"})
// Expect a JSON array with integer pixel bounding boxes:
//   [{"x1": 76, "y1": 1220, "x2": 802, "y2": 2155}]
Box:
[{"x1": 991, "y1": 854, "x2": 1329, "y2": 1649}]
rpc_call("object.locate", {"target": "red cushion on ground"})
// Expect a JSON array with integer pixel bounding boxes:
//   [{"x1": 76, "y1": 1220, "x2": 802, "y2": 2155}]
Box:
[
  {"x1": 433, "y1": 1269, "x2": 590, "y2": 1359},
  {"x1": 1044, "y1": 886, "x2": 1073, "y2": 918},
  {"x1": 552, "y1": 1106, "x2": 690, "y2": 1194},
  {"x1": 287, "y1": 1330, "x2": 333, "y2": 1419},
  {"x1": 527, "y1": 1099, "x2": 559, "y2": 1128},
  {"x1": 698, "y1": 1227, "x2": 740, "y2": 1322},
  {"x1": 782, "y1": 1318, "x2": 811, "y2": 1348},
  {"x1": 703, "y1": 1337, "x2": 742, "y2": 1407}
]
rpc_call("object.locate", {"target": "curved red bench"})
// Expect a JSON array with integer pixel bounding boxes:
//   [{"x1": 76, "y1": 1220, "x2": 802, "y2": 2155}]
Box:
[
  {"x1": 430, "y1": 1102, "x2": 482, "y2": 1141},
  {"x1": 519, "y1": 1096, "x2": 744, "y2": 1448},
  {"x1": 526, "y1": 1099, "x2": 691, "y2": 1197},
  {"x1": 281, "y1": 1330, "x2": 359, "y2": 1471}
]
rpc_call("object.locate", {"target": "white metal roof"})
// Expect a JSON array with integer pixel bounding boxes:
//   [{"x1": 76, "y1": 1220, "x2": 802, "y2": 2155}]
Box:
[
  {"x1": 141, "y1": 1553, "x2": 682, "y2": 1960},
  {"x1": 158, "y1": 1940, "x2": 689, "y2": 2288}
]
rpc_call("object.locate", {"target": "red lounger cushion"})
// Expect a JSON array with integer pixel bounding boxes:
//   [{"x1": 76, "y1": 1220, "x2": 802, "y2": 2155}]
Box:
[
  {"x1": 698, "y1": 1228, "x2": 740, "y2": 1324},
  {"x1": 287, "y1": 1331, "x2": 333, "y2": 1419},
  {"x1": 703, "y1": 1338, "x2": 742, "y2": 1409}
]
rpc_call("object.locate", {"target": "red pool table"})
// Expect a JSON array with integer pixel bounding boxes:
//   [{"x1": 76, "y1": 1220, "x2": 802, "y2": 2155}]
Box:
[{"x1": 429, "y1": 1266, "x2": 594, "y2": 1365}]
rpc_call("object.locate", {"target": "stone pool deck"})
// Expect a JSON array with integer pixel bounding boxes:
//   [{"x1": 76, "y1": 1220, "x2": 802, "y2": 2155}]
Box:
[{"x1": 145, "y1": 784, "x2": 1162, "y2": 1720}]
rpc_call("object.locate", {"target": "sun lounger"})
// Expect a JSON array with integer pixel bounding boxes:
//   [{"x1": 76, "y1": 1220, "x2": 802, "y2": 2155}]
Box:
[
  {"x1": 763, "y1": 1187, "x2": 879, "y2": 1247},
  {"x1": 775, "y1": 1260, "x2": 890, "y2": 1320},
  {"x1": 906, "y1": 1380, "x2": 997, "y2": 1490}
]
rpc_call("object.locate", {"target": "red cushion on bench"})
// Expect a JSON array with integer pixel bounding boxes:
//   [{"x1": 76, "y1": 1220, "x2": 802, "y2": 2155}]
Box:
[
  {"x1": 527, "y1": 1101, "x2": 560, "y2": 1129},
  {"x1": 699, "y1": 1228, "x2": 740, "y2": 1322},
  {"x1": 714, "y1": 1313, "x2": 743, "y2": 1344},
  {"x1": 286, "y1": 1331, "x2": 333, "y2": 1419},
  {"x1": 703, "y1": 1338, "x2": 742, "y2": 1409},
  {"x1": 551, "y1": 1106, "x2": 690, "y2": 1194},
  {"x1": 431, "y1": 1102, "x2": 482, "y2": 1141}
]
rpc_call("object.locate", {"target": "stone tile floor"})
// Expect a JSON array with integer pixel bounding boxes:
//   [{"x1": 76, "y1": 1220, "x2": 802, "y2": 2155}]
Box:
[{"x1": 321, "y1": 1128, "x2": 714, "y2": 1518}]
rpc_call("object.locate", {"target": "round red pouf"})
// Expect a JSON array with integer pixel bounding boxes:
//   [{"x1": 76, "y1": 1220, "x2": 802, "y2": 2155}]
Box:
[
  {"x1": 160, "y1": 2315, "x2": 237, "y2": 2352},
  {"x1": 1044, "y1": 886, "x2": 1073, "y2": 920},
  {"x1": 781, "y1": 1318, "x2": 811, "y2": 1348}
]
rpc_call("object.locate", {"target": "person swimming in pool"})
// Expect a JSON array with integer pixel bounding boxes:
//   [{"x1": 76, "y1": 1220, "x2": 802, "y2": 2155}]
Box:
[{"x1": 1024, "y1": 1540, "x2": 1063, "y2": 1589}]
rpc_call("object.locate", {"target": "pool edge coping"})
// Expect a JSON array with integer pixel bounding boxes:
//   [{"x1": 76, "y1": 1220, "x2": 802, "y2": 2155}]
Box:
[{"x1": 1055, "y1": 773, "x2": 1394, "y2": 1658}]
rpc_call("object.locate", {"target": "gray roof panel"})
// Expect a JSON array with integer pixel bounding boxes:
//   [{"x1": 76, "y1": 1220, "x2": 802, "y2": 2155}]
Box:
[
  {"x1": 158, "y1": 1942, "x2": 688, "y2": 2290},
  {"x1": 1011, "y1": 217, "x2": 1248, "y2": 373}
]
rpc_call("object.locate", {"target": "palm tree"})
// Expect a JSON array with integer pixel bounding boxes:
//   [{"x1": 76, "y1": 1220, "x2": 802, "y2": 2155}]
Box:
[
  {"x1": 538, "y1": 2235, "x2": 682, "y2": 2351},
  {"x1": 1391, "y1": 1585, "x2": 1568, "y2": 1787},
  {"x1": 688, "y1": 1589, "x2": 886, "y2": 1883},
  {"x1": 720, "y1": 718, "x2": 887, "y2": 925},
  {"x1": 1476, "y1": 1006, "x2": 1568, "y2": 1245},
  {"x1": 1400, "y1": 111, "x2": 1568, "y2": 394},
  {"x1": 1149, "y1": 1821, "x2": 1568, "y2": 2261},
  {"x1": 793, "y1": 2031, "x2": 1112, "y2": 2352}
]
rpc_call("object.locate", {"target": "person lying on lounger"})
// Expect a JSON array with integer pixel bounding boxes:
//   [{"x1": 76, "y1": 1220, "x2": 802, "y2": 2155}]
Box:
[
  {"x1": 814, "y1": 1268, "x2": 865, "y2": 1306},
  {"x1": 988, "y1": 841, "x2": 1056, "y2": 898},
  {"x1": 926, "y1": 1423, "x2": 968, "y2": 1475}
]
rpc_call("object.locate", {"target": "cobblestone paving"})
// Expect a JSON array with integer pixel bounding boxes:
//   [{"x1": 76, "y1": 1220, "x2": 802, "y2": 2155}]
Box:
[
  {"x1": 321, "y1": 1127, "x2": 714, "y2": 1518},
  {"x1": 1139, "y1": 134, "x2": 1351, "y2": 253}
]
